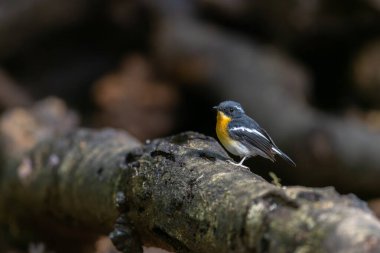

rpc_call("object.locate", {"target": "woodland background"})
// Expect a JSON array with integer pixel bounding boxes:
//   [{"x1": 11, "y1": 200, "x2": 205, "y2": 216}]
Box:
[{"x1": 1, "y1": 0, "x2": 380, "y2": 252}]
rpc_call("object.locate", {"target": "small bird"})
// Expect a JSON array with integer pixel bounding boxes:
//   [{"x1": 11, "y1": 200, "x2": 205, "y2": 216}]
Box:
[{"x1": 213, "y1": 100, "x2": 295, "y2": 168}]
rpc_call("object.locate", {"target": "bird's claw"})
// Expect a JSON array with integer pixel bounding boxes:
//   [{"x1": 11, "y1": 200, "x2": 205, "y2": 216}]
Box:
[{"x1": 227, "y1": 160, "x2": 249, "y2": 169}]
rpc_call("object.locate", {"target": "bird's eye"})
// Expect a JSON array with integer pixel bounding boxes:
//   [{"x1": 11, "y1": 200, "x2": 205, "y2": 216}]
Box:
[{"x1": 229, "y1": 108, "x2": 234, "y2": 113}]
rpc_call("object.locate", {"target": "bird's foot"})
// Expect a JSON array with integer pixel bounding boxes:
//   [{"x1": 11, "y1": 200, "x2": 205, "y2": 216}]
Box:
[{"x1": 227, "y1": 160, "x2": 249, "y2": 169}]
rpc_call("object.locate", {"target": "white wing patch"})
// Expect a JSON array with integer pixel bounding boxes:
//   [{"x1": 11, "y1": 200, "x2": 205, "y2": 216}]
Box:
[
  {"x1": 272, "y1": 147, "x2": 281, "y2": 154},
  {"x1": 230, "y1": 126, "x2": 269, "y2": 141}
]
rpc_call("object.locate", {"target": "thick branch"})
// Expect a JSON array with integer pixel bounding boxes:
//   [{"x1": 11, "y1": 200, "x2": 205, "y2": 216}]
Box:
[{"x1": 1, "y1": 107, "x2": 380, "y2": 252}]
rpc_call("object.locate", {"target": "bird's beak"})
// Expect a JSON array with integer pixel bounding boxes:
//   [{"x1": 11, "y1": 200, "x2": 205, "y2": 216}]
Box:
[{"x1": 212, "y1": 106, "x2": 218, "y2": 110}]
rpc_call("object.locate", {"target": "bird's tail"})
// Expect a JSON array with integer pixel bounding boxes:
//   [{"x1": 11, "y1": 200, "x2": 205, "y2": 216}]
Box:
[{"x1": 272, "y1": 147, "x2": 296, "y2": 167}]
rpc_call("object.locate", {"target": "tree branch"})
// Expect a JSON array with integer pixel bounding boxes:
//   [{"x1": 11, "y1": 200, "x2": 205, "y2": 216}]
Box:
[{"x1": 1, "y1": 100, "x2": 380, "y2": 253}]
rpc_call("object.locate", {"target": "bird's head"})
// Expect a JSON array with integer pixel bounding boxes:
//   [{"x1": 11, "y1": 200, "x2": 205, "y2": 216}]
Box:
[{"x1": 213, "y1": 100, "x2": 245, "y2": 118}]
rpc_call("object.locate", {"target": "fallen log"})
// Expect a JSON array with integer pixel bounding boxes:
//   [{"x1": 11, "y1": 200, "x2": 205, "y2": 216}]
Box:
[{"x1": 0, "y1": 100, "x2": 380, "y2": 253}]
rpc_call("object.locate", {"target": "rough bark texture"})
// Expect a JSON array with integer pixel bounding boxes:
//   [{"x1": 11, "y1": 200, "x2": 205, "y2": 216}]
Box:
[
  {"x1": 115, "y1": 132, "x2": 380, "y2": 253},
  {"x1": 1, "y1": 101, "x2": 380, "y2": 253}
]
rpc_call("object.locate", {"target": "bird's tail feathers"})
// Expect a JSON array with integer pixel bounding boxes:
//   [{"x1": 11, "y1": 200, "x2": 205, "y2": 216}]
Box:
[{"x1": 272, "y1": 147, "x2": 296, "y2": 167}]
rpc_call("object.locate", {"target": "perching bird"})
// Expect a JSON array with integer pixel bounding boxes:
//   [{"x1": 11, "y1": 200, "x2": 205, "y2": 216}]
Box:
[{"x1": 213, "y1": 100, "x2": 295, "y2": 168}]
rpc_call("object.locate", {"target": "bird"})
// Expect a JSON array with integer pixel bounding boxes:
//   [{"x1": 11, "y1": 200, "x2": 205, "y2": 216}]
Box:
[{"x1": 213, "y1": 100, "x2": 295, "y2": 168}]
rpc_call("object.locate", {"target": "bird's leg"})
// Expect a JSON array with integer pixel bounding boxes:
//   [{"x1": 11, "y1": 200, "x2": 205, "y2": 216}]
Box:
[
  {"x1": 227, "y1": 156, "x2": 248, "y2": 169},
  {"x1": 238, "y1": 156, "x2": 247, "y2": 166}
]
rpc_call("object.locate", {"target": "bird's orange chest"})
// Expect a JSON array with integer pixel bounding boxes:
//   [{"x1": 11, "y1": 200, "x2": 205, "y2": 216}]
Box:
[{"x1": 216, "y1": 111, "x2": 232, "y2": 145}]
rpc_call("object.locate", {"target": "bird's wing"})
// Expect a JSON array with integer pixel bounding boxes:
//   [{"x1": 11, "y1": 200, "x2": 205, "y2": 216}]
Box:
[
  {"x1": 241, "y1": 117, "x2": 277, "y2": 144},
  {"x1": 257, "y1": 126, "x2": 276, "y2": 146},
  {"x1": 229, "y1": 126, "x2": 274, "y2": 158}
]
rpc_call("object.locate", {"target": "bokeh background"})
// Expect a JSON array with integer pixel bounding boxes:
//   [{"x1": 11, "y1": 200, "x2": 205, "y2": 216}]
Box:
[{"x1": 1, "y1": 0, "x2": 380, "y2": 252}]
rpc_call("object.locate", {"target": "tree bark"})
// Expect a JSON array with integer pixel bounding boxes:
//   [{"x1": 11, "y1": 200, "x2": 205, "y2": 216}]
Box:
[{"x1": 1, "y1": 101, "x2": 380, "y2": 253}]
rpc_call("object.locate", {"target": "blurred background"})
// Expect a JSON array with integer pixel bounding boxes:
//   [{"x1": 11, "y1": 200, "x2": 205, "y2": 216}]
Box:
[{"x1": 1, "y1": 0, "x2": 380, "y2": 252}]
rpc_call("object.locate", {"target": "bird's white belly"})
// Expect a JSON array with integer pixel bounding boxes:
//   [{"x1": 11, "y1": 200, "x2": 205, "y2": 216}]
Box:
[
  {"x1": 224, "y1": 140, "x2": 271, "y2": 159},
  {"x1": 224, "y1": 140, "x2": 251, "y2": 156}
]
